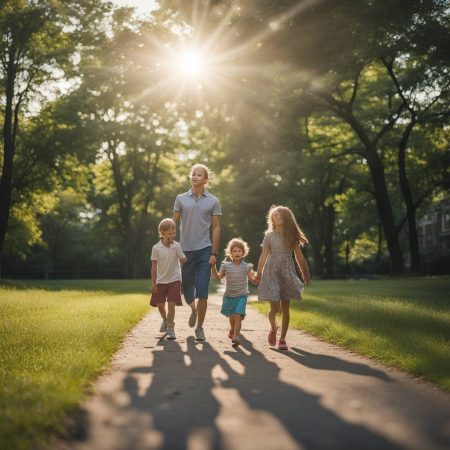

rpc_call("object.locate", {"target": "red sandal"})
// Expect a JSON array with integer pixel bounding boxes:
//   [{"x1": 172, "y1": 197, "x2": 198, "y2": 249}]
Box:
[
  {"x1": 268, "y1": 327, "x2": 278, "y2": 346},
  {"x1": 278, "y1": 339, "x2": 288, "y2": 351},
  {"x1": 228, "y1": 329, "x2": 233, "y2": 339}
]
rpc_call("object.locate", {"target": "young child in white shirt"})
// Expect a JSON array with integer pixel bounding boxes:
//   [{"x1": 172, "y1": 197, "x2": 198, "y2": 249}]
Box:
[{"x1": 150, "y1": 218, "x2": 186, "y2": 340}]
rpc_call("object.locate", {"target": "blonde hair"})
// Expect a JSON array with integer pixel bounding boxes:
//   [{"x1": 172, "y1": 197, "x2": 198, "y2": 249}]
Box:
[
  {"x1": 266, "y1": 205, "x2": 309, "y2": 248},
  {"x1": 191, "y1": 163, "x2": 211, "y2": 184},
  {"x1": 158, "y1": 218, "x2": 175, "y2": 237},
  {"x1": 224, "y1": 238, "x2": 250, "y2": 261}
]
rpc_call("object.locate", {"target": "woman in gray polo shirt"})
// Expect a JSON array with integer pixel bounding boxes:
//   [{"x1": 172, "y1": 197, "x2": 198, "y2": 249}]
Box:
[{"x1": 173, "y1": 163, "x2": 222, "y2": 341}]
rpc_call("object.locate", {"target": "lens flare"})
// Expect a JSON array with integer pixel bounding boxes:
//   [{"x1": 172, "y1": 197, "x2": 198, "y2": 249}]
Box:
[{"x1": 176, "y1": 49, "x2": 206, "y2": 78}]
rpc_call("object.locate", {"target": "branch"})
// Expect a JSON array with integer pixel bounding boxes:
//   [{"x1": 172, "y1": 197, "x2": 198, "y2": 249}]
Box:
[
  {"x1": 349, "y1": 65, "x2": 364, "y2": 106},
  {"x1": 380, "y1": 56, "x2": 415, "y2": 116},
  {"x1": 373, "y1": 101, "x2": 405, "y2": 146},
  {"x1": 314, "y1": 88, "x2": 347, "y2": 115},
  {"x1": 396, "y1": 188, "x2": 434, "y2": 233}
]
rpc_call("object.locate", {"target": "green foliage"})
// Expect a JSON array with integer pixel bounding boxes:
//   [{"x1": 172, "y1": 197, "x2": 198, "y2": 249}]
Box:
[{"x1": 2, "y1": 0, "x2": 449, "y2": 276}]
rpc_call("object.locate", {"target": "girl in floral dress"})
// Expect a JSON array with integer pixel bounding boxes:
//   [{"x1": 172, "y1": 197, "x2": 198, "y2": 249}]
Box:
[{"x1": 255, "y1": 206, "x2": 311, "y2": 350}]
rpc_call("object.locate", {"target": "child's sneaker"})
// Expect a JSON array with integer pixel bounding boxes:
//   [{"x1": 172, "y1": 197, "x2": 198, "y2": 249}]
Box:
[
  {"x1": 268, "y1": 327, "x2": 278, "y2": 346},
  {"x1": 166, "y1": 323, "x2": 176, "y2": 340},
  {"x1": 278, "y1": 339, "x2": 288, "y2": 351},
  {"x1": 160, "y1": 319, "x2": 168, "y2": 333},
  {"x1": 195, "y1": 327, "x2": 205, "y2": 341}
]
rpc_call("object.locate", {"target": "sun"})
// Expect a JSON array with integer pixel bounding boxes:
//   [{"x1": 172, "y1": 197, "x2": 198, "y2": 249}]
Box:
[
  {"x1": 137, "y1": 1, "x2": 313, "y2": 104},
  {"x1": 176, "y1": 49, "x2": 207, "y2": 79}
]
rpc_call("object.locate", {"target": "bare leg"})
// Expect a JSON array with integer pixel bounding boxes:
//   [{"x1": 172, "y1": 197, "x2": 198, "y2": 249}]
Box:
[
  {"x1": 157, "y1": 303, "x2": 167, "y2": 320},
  {"x1": 197, "y1": 298, "x2": 207, "y2": 328},
  {"x1": 167, "y1": 301, "x2": 175, "y2": 323},
  {"x1": 268, "y1": 301, "x2": 279, "y2": 332},
  {"x1": 189, "y1": 300, "x2": 197, "y2": 313},
  {"x1": 229, "y1": 315, "x2": 235, "y2": 330},
  {"x1": 280, "y1": 300, "x2": 290, "y2": 340},
  {"x1": 232, "y1": 314, "x2": 242, "y2": 338}
]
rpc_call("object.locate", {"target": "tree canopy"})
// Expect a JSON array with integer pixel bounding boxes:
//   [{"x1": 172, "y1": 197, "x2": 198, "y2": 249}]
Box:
[{"x1": 1, "y1": 0, "x2": 449, "y2": 278}]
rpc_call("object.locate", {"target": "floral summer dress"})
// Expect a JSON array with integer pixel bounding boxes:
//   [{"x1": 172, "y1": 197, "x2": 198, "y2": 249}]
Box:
[{"x1": 258, "y1": 231, "x2": 304, "y2": 301}]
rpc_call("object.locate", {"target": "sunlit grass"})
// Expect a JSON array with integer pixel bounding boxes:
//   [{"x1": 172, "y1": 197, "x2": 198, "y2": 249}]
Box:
[
  {"x1": 252, "y1": 277, "x2": 450, "y2": 391},
  {"x1": 0, "y1": 280, "x2": 150, "y2": 450}
]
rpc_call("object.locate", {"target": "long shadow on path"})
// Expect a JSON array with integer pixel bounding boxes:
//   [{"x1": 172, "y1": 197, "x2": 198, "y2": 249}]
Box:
[
  {"x1": 287, "y1": 347, "x2": 393, "y2": 381},
  {"x1": 221, "y1": 336, "x2": 401, "y2": 450},
  {"x1": 122, "y1": 335, "x2": 401, "y2": 450},
  {"x1": 126, "y1": 337, "x2": 224, "y2": 449}
]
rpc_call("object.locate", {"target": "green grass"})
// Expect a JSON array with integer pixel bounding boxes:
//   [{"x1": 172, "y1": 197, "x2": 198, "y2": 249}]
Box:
[
  {"x1": 0, "y1": 279, "x2": 150, "y2": 450},
  {"x1": 252, "y1": 276, "x2": 450, "y2": 391}
]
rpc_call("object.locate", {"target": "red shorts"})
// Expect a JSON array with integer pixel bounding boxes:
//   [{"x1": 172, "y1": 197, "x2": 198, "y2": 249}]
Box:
[{"x1": 150, "y1": 281, "x2": 182, "y2": 307}]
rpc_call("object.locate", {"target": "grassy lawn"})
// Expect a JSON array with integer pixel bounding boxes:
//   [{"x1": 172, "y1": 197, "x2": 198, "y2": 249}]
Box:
[
  {"x1": 2, "y1": 277, "x2": 450, "y2": 449},
  {"x1": 0, "y1": 279, "x2": 150, "y2": 450},
  {"x1": 252, "y1": 276, "x2": 450, "y2": 391}
]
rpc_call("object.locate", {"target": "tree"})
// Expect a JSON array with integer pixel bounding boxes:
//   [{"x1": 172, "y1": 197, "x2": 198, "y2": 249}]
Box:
[
  {"x1": 0, "y1": 0, "x2": 109, "y2": 258},
  {"x1": 213, "y1": 0, "x2": 449, "y2": 272}
]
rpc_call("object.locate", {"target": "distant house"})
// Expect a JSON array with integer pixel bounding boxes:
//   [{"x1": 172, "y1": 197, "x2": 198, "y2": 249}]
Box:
[{"x1": 417, "y1": 198, "x2": 450, "y2": 274}]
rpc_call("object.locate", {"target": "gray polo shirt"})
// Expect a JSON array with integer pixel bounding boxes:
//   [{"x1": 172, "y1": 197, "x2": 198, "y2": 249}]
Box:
[{"x1": 174, "y1": 189, "x2": 222, "y2": 251}]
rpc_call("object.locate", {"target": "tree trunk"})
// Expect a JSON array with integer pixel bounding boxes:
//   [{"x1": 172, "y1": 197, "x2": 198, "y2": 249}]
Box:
[
  {"x1": 342, "y1": 109, "x2": 404, "y2": 273},
  {"x1": 398, "y1": 120, "x2": 421, "y2": 272},
  {"x1": 0, "y1": 59, "x2": 17, "y2": 256},
  {"x1": 309, "y1": 237, "x2": 324, "y2": 278},
  {"x1": 324, "y1": 205, "x2": 335, "y2": 278},
  {"x1": 375, "y1": 223, "x2": 383, "y2": 272},
  {"x1": 344, "y1": 239, "x2": 350, "y2": 276},
  {"x1": 365, "y1": 149, "x2": 404, "y2": 272}
]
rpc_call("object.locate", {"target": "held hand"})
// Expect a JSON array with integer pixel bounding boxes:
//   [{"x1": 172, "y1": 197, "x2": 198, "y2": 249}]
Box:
[
  {"x1": 180, "y1": 256, "x2": 187, "y2": 264},
  {"x1": 209, "y1": 255, "x2": 217, "y2": 266},
  {"x1": 211, "y1": 266, "x2": 219, "y2": 281}
]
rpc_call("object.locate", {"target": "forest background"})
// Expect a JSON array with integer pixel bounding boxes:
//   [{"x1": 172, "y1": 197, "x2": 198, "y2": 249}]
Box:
[{"x1": 1, "y1": 0, "x2": 449, "y2": 280}]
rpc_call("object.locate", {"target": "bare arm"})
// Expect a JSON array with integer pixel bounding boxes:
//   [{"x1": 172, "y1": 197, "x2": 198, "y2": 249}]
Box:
[
  {"x1": 209, "y1": 215, "x2": 220, "y2": 266},
  {"x1": 151, "y1": 260, "x2": 158, "y2": 292},
  {"x1": 256, "y1": 246, "x2": 269, "y2": 280},
  {"x1": 247, "y1": 269, "x2": 257, "y2": 284},
  {"x1": 172, "y1": 211, "x2": 181, "y2": 223},
  {"x1": 294, "y1": 246, "x2": 311, "y2": 285},
  {"x1": 211, "y1": 264, "x2": 225, "y2": 280},
  {"x1": 178, "y1": 246, "x2": 187, "y2": 264}
]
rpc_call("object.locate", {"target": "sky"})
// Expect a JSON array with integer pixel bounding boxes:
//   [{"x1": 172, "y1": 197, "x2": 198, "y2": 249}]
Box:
[{"x1": 110, "y1": 0, "x2": 159, "y2": 16}]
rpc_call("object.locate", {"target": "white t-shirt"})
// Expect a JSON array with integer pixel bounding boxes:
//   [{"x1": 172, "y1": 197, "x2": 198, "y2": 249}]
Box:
[{"x1": 151, "y1": 240, "x2": 185, "y2": 284}]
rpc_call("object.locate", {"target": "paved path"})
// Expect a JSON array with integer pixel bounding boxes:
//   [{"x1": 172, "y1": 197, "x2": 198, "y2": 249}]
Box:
[{"x1": 57, "y1": 294, "x2": 450, "y2": 450}]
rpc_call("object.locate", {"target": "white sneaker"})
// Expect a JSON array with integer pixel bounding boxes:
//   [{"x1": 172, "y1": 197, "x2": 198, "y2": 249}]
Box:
[
  {"x1": 195, "y1": 327, "x2": 205, "y2": 341},
  {"x1": 160, "y1": 319, "x2": 167, "y2": 333},
  {"x1": 166, "y1": 323, "x2": 176, "y2": 340}
]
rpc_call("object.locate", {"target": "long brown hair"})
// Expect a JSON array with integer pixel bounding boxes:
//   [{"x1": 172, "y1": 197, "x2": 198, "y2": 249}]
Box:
[{"x1": 265, "y1": 205, "x2": 309, "y2": 249}]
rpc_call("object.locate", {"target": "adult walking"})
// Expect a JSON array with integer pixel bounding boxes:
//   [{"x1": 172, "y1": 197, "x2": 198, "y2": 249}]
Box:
[{"x1": 173, "y1": 163, "x2": 222, "y2": 341}]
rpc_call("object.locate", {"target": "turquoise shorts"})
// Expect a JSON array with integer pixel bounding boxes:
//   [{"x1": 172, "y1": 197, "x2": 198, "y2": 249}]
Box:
[{"x1": 220, "y1": 295, "x2": 247, "y2": 318}]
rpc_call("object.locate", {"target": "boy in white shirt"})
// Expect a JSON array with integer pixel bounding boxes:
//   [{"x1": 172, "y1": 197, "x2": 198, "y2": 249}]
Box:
[{"x1": 150, "y1": 218, "x2": 187, "y2": 340}]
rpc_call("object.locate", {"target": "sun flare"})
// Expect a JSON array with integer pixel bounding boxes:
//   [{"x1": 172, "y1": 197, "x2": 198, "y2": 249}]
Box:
[
  {"x1": 137, "y1": 0, "x2": 315, "y2": 105},
  {"x1": 176, "y1": 49, "x2": 207, "y2": 78}
]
